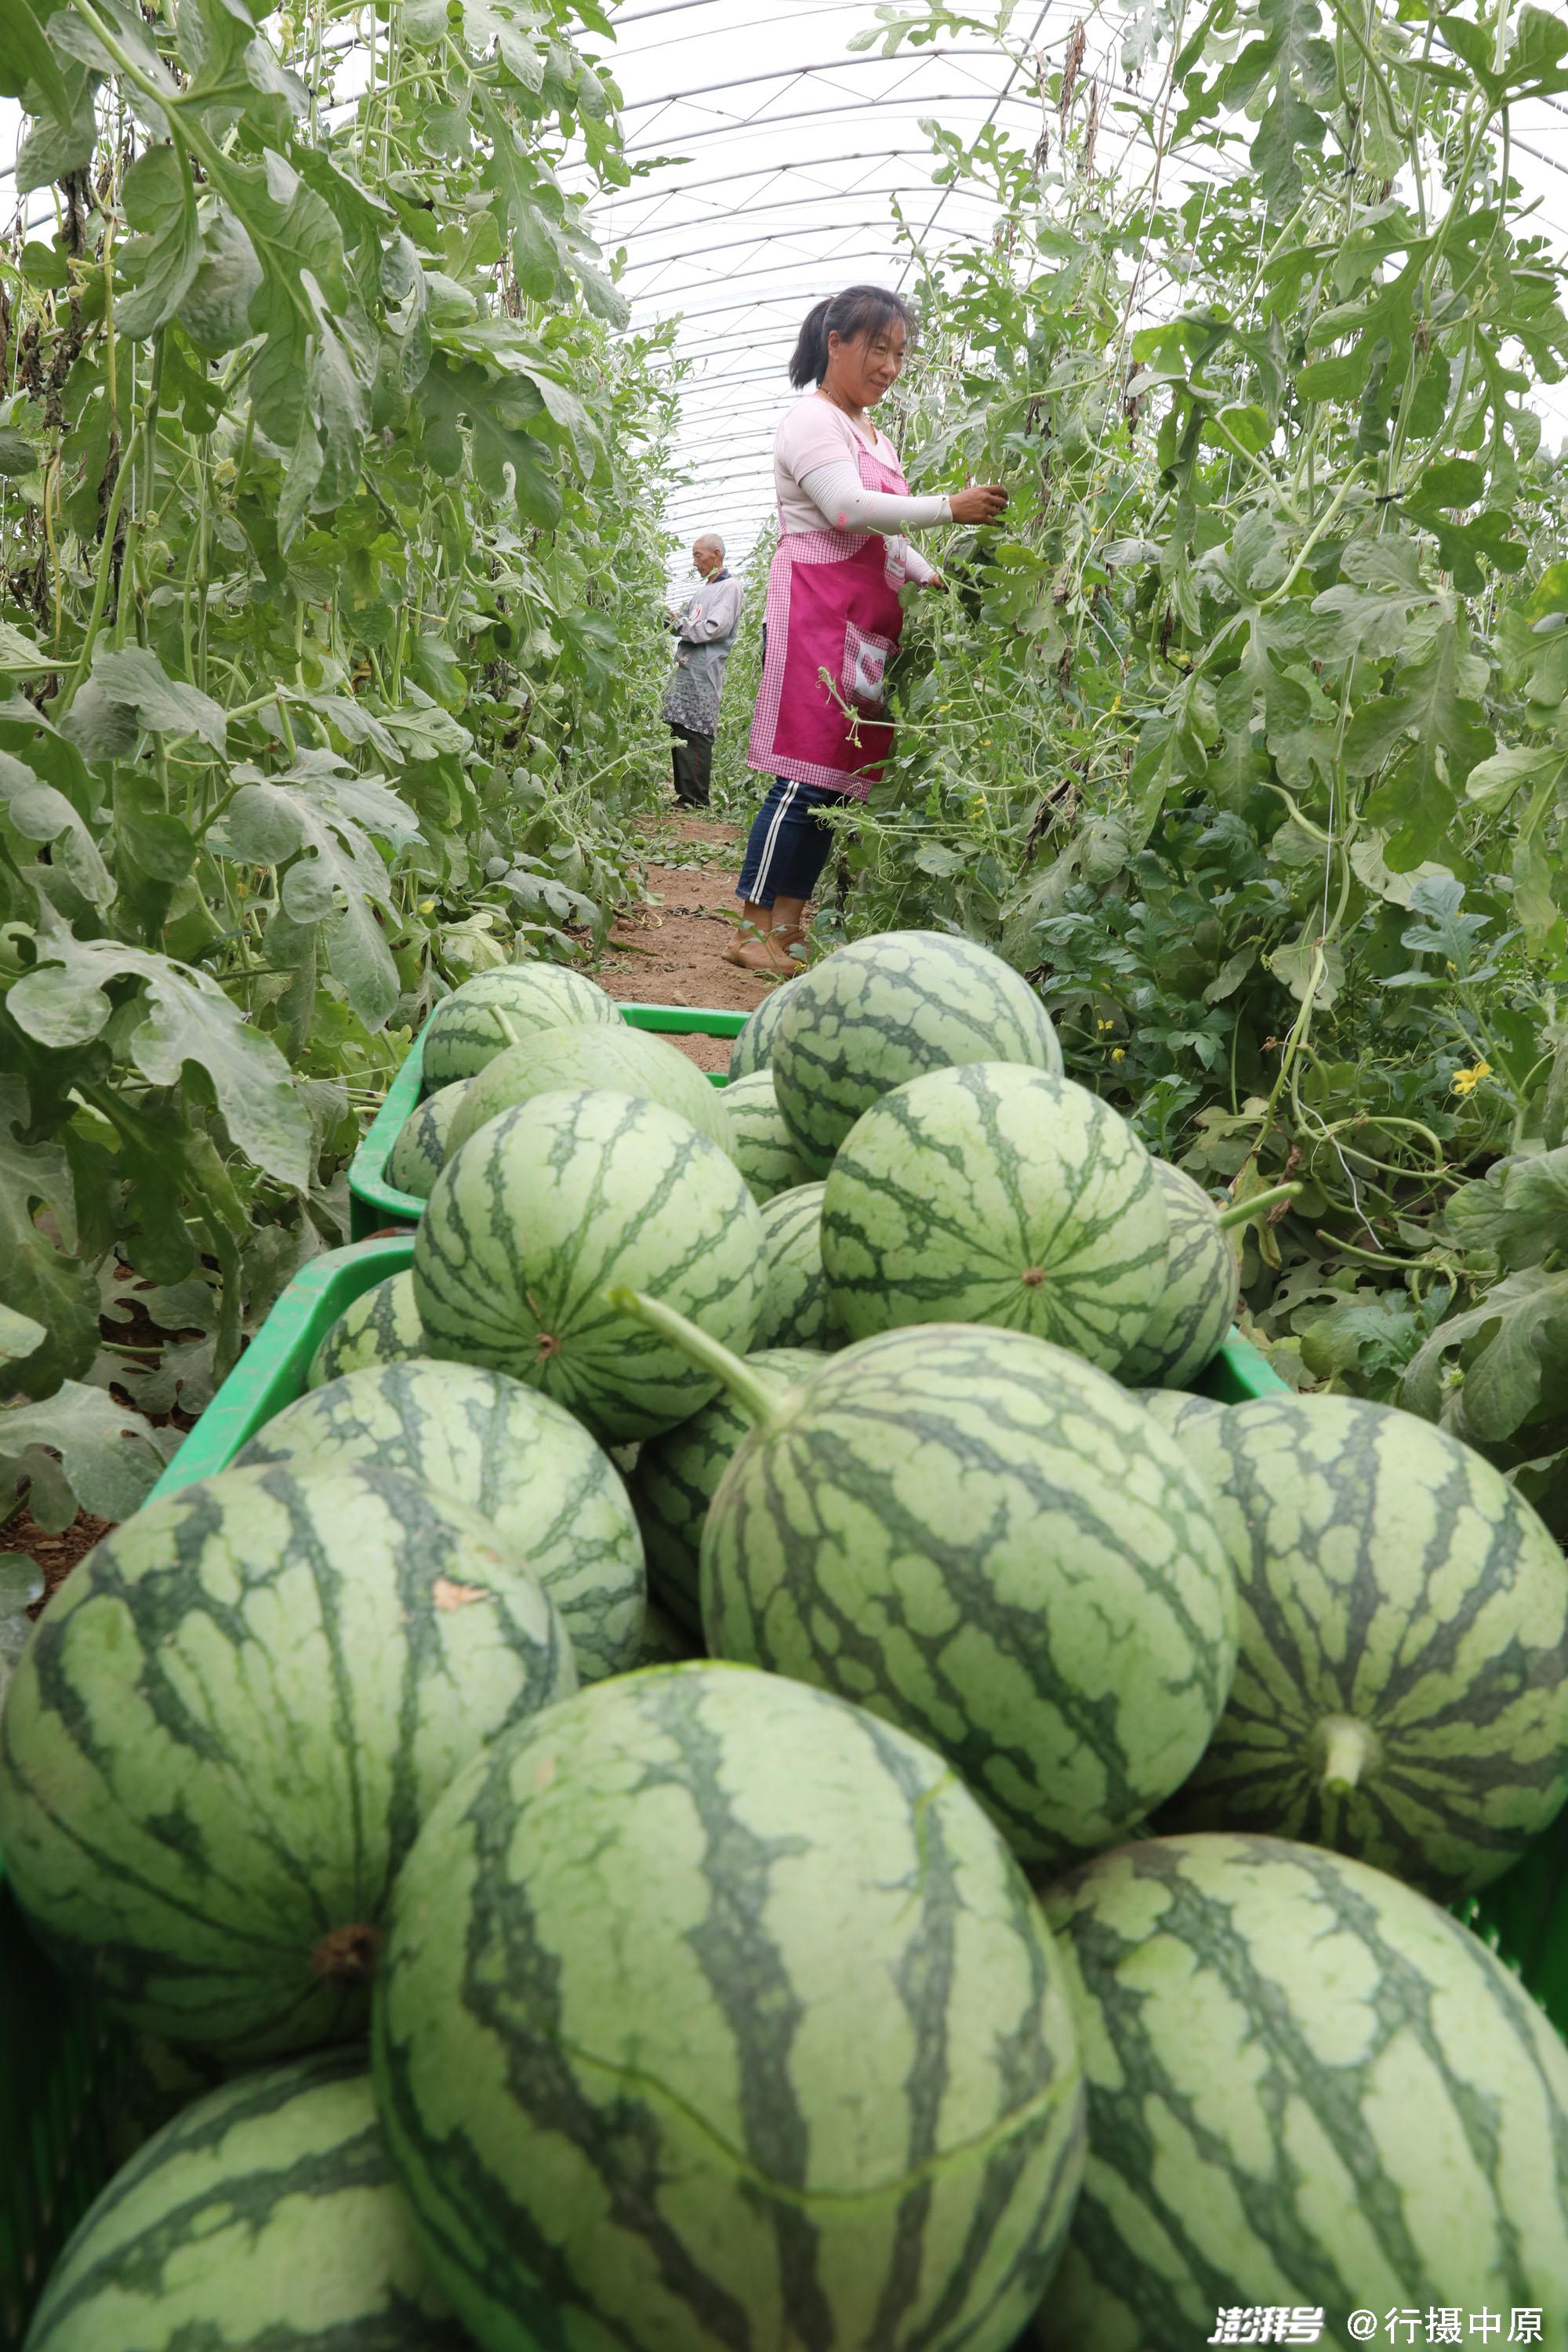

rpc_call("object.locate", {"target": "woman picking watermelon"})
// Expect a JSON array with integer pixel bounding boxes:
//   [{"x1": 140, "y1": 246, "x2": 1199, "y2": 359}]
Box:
[{"x1": 728, "y1": 285, "x2": 1008, "y2": 974}]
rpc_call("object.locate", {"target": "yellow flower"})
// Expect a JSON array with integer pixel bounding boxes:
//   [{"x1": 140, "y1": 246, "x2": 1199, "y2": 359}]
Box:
[
  {"x1": 1097, "y1": 1018, "x2": 1115, "y2": 1032},
  {"x1": 1451, "y1": 1061, "x2": 1491, "y2": 1096},
  {"x1": 1111, "y1": 1046, "x2": 1126, "y2": 1062},
  {"x1": 419, "y1": 898, "x2": 437, "y2": 913}
]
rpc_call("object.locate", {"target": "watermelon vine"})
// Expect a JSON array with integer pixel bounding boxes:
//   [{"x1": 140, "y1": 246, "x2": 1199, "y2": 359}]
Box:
[{"x1": 0, "y1": 0, "x2": 678, "y2": 1534}]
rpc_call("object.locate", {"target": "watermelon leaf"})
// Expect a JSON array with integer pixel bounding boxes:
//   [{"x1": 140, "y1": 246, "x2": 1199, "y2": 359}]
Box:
[{"x1": 0, "y1": 1378, "x2": 175, "y2": 1530}]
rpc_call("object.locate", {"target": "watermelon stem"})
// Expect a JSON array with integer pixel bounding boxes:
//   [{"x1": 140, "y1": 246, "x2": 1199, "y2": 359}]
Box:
[
  {"x1": 1215, "y1": 1181, "x2": 1302, "y2": 1232},
  {"x1": 1311, "y1": 1712, "x2": 1380, "y2": 1795},
  {"x1": 604, "y1": 1288, "x2": 782, "y2": 1426},
  {"x1": 492, "y1": 1011, "x2": 521, "y2": 1047}
]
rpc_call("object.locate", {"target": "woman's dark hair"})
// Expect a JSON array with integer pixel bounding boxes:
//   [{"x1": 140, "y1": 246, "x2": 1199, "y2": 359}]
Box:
[{"x1": 787, "y1": 285, "x2": 911, "y2": 390}]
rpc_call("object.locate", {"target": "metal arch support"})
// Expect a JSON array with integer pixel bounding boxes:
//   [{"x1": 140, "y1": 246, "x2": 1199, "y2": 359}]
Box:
[
  {"x1": 628, "y1": 234, "x2": 976, "y2": 317},
  {"x1": 617, "y1": 193, "x2": 1006, "y2": 274},
  {"x1": 586, "y1": 147, "x2": 961, "y2": 212},
  {"x1": 624, "y1": 86, "x2": 1044, "y2": 157},
  {"x1": 617, "y1": 48, "x2": 1012, "y2": 115}
]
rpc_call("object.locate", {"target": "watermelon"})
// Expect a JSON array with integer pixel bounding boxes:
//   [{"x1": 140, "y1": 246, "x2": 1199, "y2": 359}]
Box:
[
  {"x1": 412, "y1": 1088, "x2": 764, "y2": 1443},
  {"x1": 728, "y1": 973, "x2": 803, "y2": 1080},
  {"x1": 419, "y1": 965, "x2": 619, "y2": 1089},
  {"x1": 1135, "y1": 1388, "x2": 1231, "y2": 1443},
  {"x1": 755, "y1": 1181, "x2": 844, "y2": 1350},
  {"x1": 1117, "y1": 1160, "x2": 1240, "y2": 1387},
  {"x1": 1158, "y1": 1395, "x2": 1568, "y2": 1896},
  {"x1": 630, "y1": 1346, "x2": 826, "y2": 1632},
  {"x1": 770, "y1": 929, "x2": 1062, "y2": 1173},
  {"x1": 24, "y1": 2050, "x2": 466, "y2": 2350},
  {"x1": 722, "y1": 1067, "x2": 815, "y2": 1201},
  {"x1": 235, "y1": 1361, "x2": 645, "y2": 1682},
  {"x1": 372, "y1": 1664, "x2": 1086, "y2": 2351},
  {"x1": 307, "y1": 1269, "x2": 425, "y2": 1388},
  {"x1": 631, "y1": 1598, "x2": 700, "y2": 1668},
  {"x1": 822, "y1": 1064, "x2": 1168, "y2": 1372},
  {"x1": 629, "y1": 1299, "x2": 1238, "y2": 1869},
  {"x1": 385, "y1": 1080, "x2": 469, "y2": 1201},
  {"x1": 1039, "y1": 1832, "x2": 1568, "y2": 2347},
  {"x1": 446, "y1": 1022, "x2": 731, "y2": 1159},
  {"x1": 0, "y1": 1461, "x2": 575, "y2": 2056}
]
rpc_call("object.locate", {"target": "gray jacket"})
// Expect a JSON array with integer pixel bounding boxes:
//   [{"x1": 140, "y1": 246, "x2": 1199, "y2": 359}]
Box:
[{"x1": 662, "y1": 569, "x2": 742, "y2": 736}]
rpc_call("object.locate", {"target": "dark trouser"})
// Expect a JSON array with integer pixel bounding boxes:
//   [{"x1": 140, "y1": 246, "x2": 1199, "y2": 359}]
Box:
[
  {"x1": 670, "y1": 724, "x2": 713, "y2": 807},
  {"x1": 736, "y1": 776, "x2": 843, "y2": 908}
]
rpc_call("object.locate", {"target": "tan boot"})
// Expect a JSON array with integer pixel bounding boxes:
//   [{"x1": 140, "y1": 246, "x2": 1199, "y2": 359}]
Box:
[
  {"x1": 735, "y1": 928, "x2": 804, "y2": 974},
  {"x1": 723, "y1": 921, "x2": 772, "y2": 969}
]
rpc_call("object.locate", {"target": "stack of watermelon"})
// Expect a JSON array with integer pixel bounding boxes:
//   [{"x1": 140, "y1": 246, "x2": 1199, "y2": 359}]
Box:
[{"x1": 5, "y1": 935, "x2": 1568, "y2": 2351}]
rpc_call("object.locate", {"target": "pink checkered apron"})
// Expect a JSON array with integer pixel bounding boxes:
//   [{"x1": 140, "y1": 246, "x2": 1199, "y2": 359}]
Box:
[{"x1": 746, "y1": 440, "x2": 912, "y2": 800}]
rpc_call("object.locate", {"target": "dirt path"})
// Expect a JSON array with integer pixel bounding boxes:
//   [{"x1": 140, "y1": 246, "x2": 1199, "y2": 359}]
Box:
[{"x1": 597, "y1": 811, "x2": 775, "y2": 1072}]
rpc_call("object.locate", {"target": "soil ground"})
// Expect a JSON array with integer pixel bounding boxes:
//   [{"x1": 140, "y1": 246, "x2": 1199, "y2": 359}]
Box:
[
  {"x1": 6, "y1": 805, "x2": 777, "y2": 1585},
  {"x1": 597, "y1": 808, "x2": 776, "y2": 1069}
]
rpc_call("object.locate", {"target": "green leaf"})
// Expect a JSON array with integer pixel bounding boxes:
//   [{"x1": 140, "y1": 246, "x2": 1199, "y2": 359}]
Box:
[
  {"x1": 0, "y1": 750, "x2": 115, "y2": 909},
  {"x1": 0, "y1": 621, "x2": 50, "y2": 671},
  {"x1": 16, "y1": 60, "x2": 99, "y2": 194},
  {"x1": 117, "y1": 145, "x2": 201, "y2": 340},
  {"x1": 1526, "y1": 564, "x2": 1568, "y2": 622},
  {"x1": 6, "y1": 933, "x2": 311, "y2": 1189},
  {"x1": 0, "y1": 1078, "x2": 99, "y2": 1398},
  {"x1": 64, "y1": 646, "x2": 228, "y2": 756},
  {"x1": 178, "y1": 205, "x2": 263, "y2": 354},
  {"x1": 1464, "y1": 742, "x2": 1566, "y2": 817},
  {"x1": 0, "y1": 1381, "x2": 173, "y2": 1526},
  {"x1": 1347, "y1": 609, "x2": 1493, "y2": 866},
  {"x1": 1406, "y1": 455, "x2": 1486, "y2": 510},
  {"x1": 212, "y1": 758, "x2": 416, "y2": 1030},
  {"x1": 1, "y1": 0, "x2": 71, "y2": 116},
  {"x1": 1403, "y1": 1269, "x2": 1568, "y2": 1443},
  {"x1": 0, "y1": 1304, "x2": 46, "y2": 1370},
  {"x1": 1446, "y1": 1147, "x2": 1568, "y2": 1271},
  {"x1": 1268, "y1": 933, "x2": 1345, "y2": 1007}
]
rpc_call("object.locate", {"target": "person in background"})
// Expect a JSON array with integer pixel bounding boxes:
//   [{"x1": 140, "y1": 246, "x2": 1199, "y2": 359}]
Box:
[
  {"x1": 662, "y1": 533, "x2": 742, "y2": 809},
  {"x1": 729, "y1": 285, "x2": 1007, "y2": 973}
]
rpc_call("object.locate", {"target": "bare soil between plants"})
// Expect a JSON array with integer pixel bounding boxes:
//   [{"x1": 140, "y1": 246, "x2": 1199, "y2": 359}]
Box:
[{"x1": 597, "y1": 811, "x2": 775, "y2": 1069}]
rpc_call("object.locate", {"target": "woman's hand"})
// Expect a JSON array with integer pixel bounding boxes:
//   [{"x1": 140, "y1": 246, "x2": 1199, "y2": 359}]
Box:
[{"x1": 948, "y1": 484, "x2": 1009, "y2": 524}]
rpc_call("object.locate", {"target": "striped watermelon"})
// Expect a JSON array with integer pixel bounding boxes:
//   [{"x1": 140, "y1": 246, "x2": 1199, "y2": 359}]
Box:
[
  {"x1": 684, "y1": 1315, "x2": 1237, "y2": 1867},
  {"x1": 755, "y1": 1181, "x2": 845, "y2": 1350},
  {"x1": 631, "y1": 1598, "x2": 701, "y2": 1668},
  {"x1": 372, "y1": 1664, "x2": 1086, "y2": 2350},
  {"x1": 385, "y1": 1080, "x2": 469, "y2": 1201},
  {"x1": 24, "y1": 2050, "x2": 466, "y2": 2350},
  {"x1": 722, "y1": 1068, "x2": 815, "y2": 1201},
  {"x1": 1158, "y1": 1395, "x2": 1568, "y2": 1896},
  {"x1": 1135, "y1": 1388, "x2": 1232, "y2": 1443},
  {"x1": 1118, "y1": 1161, "x2": 1240, "y2": 1387},
  {"x1": 413, "y1": 1088, "x2": 764, "y2": 1443},
  {"x1": 770, "y1": 930, "x2": 1062, "y2": 1174},
  {"x1": 446, "y1": 1022, "x2": 731, "y2": 1159},
  {"x1": 1040, "y1": 1832, "x2": 1568, "y2": 2346},
  {"x1": 630, "y1": 1346, "x2": 826, "y2": 1632},
  {"x1": 419, "y1": 966, "x2": 618, "y2": 1089},
  {"x1": 728, "y1": 973, "x2": 803, "y2": 1080},
  {"x1": 0, "y1": 1461, "x2": 575, "y2": 2056},
  {"x1": 235, "y1": 1361, "x2": 645, "y2": 1682},
  {"x1": 307, "y1": 1269, "x2": 425, "y2": 1388},
  {"x1": 822, "y1": 1064, "x2": 1168, "y2": 1372}
]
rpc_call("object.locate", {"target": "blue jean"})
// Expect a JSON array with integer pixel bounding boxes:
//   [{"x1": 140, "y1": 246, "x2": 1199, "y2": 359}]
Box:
[{"x1": 736, "y1": 777, "x2": 845, "y2": 908}]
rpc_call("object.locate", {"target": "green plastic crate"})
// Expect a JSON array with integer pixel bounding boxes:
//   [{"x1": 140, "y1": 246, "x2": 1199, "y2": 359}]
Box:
[
  {"x1": 5, "y1": 1215, "x2": 1567, "y2": 2337},
  {"x1": 347, "y1": 1000, "x2": 746, "y2": 1240}
]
